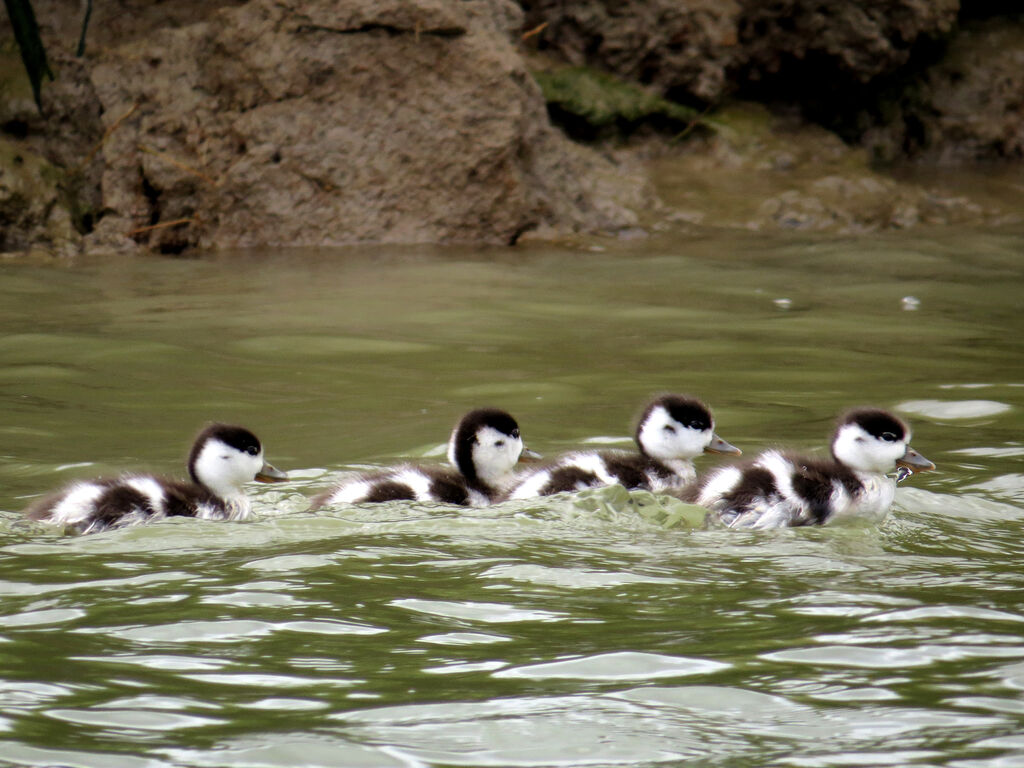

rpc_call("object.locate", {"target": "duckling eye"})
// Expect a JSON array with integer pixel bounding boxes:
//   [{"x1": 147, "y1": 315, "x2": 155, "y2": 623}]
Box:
[
  {"x1": 511, "y1": 428, "x2": 520, "y2": 439},
  {"x1": 663, "y1": 424, "x2": 676, "y2": 433},
  {"x1": 880, "y1": 432, "x2": 897, "y2": 442},
  {"x1": 689, "y1": 421, "x2": 704, "y2": 430},
  {"x1": 245, "y1": 445, "x2": 259, "y2": 456}
]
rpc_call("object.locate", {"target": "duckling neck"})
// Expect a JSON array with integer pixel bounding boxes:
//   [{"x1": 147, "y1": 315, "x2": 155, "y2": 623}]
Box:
[
  {"x1": 224, "y1": 495, "x2": 254, "y2": 521},
  {"x1": 659, "y1": 458, "x2": 694, "y2": 476},
  {"x1": 465, "y1": 476, "x2": 500, "y2": 502}
]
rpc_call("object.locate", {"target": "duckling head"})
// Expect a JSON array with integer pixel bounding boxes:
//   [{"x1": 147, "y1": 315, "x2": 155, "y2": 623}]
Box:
[
  {"x1": 188, "y1": 424, "x2": 287, "y2": 499},
  {"x1": 635, "y1": 394, "x2": 740, "y2": 462},
  {"x1": 447, "y1": 408, "x2": 524, "y2": 488},
  {"x1": 831, "y1": 409, "x2": 934, "y2": 475}
]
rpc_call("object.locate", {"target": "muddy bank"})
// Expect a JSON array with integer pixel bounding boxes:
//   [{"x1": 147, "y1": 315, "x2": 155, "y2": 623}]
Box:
[{"x1": 1, "y1": 0, "x2": 1022, "y2": 256}]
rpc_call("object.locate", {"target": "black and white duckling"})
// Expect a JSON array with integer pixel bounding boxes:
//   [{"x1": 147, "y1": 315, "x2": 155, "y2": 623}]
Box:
[
  {"x1": 312, "y1": 408, "x2": 530, "y2": 508},
  {"x1": 687, "y1": 408, "x2": 935, "y2": 529},
  {"x1": 506, "y1": 394, "x2": 740, "y2": 500},
  {"x1": 25, "y1": 424, "x2": 288, "y2": 535}
]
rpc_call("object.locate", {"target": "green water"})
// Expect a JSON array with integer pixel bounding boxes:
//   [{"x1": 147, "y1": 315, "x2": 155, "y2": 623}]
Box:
[{"x1": 0, "y1": 228, "x2": 1022, "y2": 767}]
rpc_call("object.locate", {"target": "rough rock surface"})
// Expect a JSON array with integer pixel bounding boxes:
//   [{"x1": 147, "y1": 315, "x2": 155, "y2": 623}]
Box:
[
  {"x1": 648, "y1": 103, "x2": 1018, "y2": 234},
  {"x1": 518, "y1": 0, "x2": 958, "y2": 106},
  {"x1": 860, "y1": 18, "x2": 1024, "y2": 163},
  {"x1": 518, "y1": 0, "x2": 742, "y2": 104},
  {"x1": 0, "y1": 0, "x2": 641, "y2": 255},
  {"x1": 735, "y1": 0, "x2": 959, "y2": 90},
  {"x1": 519, "y1": 1, "x2": 1023, "y2": 166},
  {"x1": 83, "y1": 0, "x2": 640, "y2": 252},
  {"x1": 0, "y1": 48, "x2": 104, "y2": 252},
  {"x1": 0, "y1": 136, "x2": 79, "y2": 255},
  {"x1": 2, "y1": 0, "x2": 1023, "y2": 256}
]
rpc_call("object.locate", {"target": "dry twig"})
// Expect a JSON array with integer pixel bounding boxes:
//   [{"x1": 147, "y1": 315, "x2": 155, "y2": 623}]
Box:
[
  {"x1": 125, "y1": 217, "x2": 197, "y2": 237},
  {"x1": 80, "y1": 103, "x2": 138, "y2": 169},
  {"x1": 521, "y1": 22, "x2": 548, "y2": 42}
]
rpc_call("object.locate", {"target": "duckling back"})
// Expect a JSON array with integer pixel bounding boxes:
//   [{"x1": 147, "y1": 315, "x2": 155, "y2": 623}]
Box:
[
  {"x1": 24, "y1": 424, "x2": 285, "y2": 535},
  {"x1": 313, "y1": 408, "x2": 527, "y2": 508},
  {"x1": 691, "y1": 408, "x2": 933, "y2": 529},
  {"x1": 312, "y1": 465, "x2": 472, "y2": 507},
  {"x1": 507, "y1": 394, "x2": 738, "y2": 500}
]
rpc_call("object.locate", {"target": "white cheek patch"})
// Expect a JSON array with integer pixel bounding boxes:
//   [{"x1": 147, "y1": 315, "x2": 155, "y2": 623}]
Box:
[
  {"x1": 472, "y1": 428, "x2": 522, "y2": 486},
  {"x1": 192, "y1": 439, "x2": 263, "y2": 499},
  {"x1": 832, "y1": 424, "x2": 907, "y2": 474},
  {"x1": 49, "y1": 482, "x2": 106, "y2": 525},
  {"x1": 638, "y1": 406, "x2": 712, "y2": 461}
]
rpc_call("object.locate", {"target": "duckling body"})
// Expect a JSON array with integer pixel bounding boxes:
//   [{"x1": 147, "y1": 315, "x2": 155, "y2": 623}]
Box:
[
  {"x1": 25, "y1": 424, "x2": 287, "y2": 535},
  {"x1": 313, "y1": 408, "x2": 526, "y2": 508},
  {"x1": 688, "y1": 408, "x2": 934, "y2": 528},
  {"x1": 507, "y1": 395, "x2": 739, "y2": 500}
]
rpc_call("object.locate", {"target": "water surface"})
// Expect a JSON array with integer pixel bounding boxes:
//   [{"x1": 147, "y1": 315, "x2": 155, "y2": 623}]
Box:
[{"x1": 0, "y1": 227, "x2": 1022, "y2": 767}]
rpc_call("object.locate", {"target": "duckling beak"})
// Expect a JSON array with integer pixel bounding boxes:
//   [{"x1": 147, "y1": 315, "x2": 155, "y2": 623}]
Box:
[
  {"x1": 255, "y1": 461, "x2": 289, "y2": 483},
  {"x1": 896, "y1": 447, "x2": 935, "y2": 472},
  {"x1": 705, "y1": 434, "x2": 742, "y2": 455},
  {"x1": 518, "y1": 447, "x2": 543, "y2": 464}
]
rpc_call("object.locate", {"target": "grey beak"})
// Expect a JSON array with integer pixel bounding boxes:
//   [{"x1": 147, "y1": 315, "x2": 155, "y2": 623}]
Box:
[
  {"x1": 255, "y1": 461, "x2": 289, "y2": 483},
  {"x1": 704, "y1": 434, "x2": 742, "y2": 456},
  {"x1": 519, "y1": 447, "x2": 543, "y2": 463},
  {"x1": 896, "y1": 447, "x2": 935, "y2": 472}
]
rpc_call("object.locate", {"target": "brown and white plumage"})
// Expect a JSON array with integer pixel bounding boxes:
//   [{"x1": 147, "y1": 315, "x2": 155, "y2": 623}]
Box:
[
  {"x1": 507, "y1": 395, "x2": 740, "y2": 500},
  {"x1": 686, "y1": 408, "x2": 934, "y2": 529},
  {"x1": 25, "y1": 424, "x2": 287, "y2": 535},
  {"x1": 312, "y1": 408, "x2": 529, "y2": 508}
]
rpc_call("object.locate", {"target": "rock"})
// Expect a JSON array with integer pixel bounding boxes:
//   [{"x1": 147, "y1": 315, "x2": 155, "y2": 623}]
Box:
[
  {"x1": 0, "y1": 46, "x2": 103, "y2": 256},
  {"x1": 860, "y1": 18, "x2": 1024, "y2": 163},
  {"x1": 736, "y1": 0, "x2": 959, "y2": 89},
  {"x1": 81, "y1": 0, "x2": 640, "y2": 253},
  {"x1": 648, "y1": 102, "x2": 1016, "y2": 234},
  {"x1": 518, "y1": 0, "x2": 958, "y2": 109},
  {"x1": 519, "y1": 0, "x2": 742, "y2": 104},
  {"x1": 0, "y1": 137, "x2": 80, "y2": 256}
]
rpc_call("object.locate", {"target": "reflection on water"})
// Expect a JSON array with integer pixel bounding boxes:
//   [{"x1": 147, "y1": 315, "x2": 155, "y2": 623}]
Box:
[{"x1": 0, "y1": 227, "x2": 1022, "y2": 767}]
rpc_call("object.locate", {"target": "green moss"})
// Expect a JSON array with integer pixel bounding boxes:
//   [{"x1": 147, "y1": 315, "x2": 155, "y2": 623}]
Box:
[{"x1": 532, "y1": 66, "x2": 711, "y2": 139}]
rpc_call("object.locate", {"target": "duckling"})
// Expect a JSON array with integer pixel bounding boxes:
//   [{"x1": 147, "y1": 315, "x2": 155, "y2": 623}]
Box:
[
  {"x1": 24, "y1": 424, "x2": 288, "y2": 535},
  {"x1": 687, "y1": 408, "x2": 934, "y2": 529},
  {"x1": 506, "y1": 394, "x2": 740, "y2": 500},
  {"x1": 312, "y1": 408, "x2": 529, "y2": 508}
]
